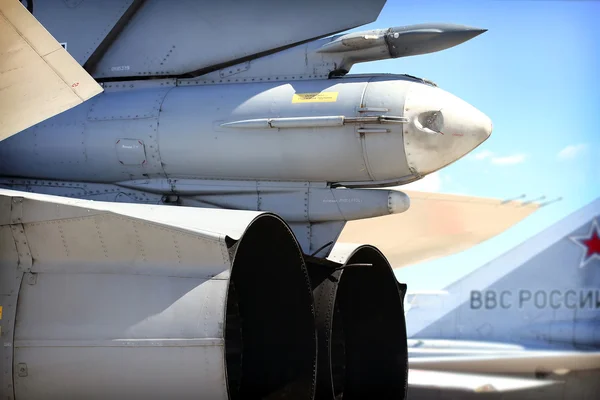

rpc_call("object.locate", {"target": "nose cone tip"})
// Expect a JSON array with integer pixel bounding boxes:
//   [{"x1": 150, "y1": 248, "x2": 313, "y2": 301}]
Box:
[
  {"x1": 482, "y1": 115, "x2": 493, "y2": 141},
  {"x1": 445, "y1": 24, "x2": 487, "y2": 40},
  {"x1": 462, "y1": 27, "x2": 488, "y2": 40},
  {"x1": 438, "y1": 25, "x2": 488, "y2": 49},
  {"x1": 402, "y1": 83, "x2": 494, "y2": 175}
]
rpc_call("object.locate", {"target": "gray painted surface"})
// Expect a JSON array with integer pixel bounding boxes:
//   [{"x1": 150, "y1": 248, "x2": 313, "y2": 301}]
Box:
[
  {"x1": 408, "y1": 198, "x2": 600, "y2": 348},
  {"x1": 0, "y1": 190, "x2": 244, "y2": 399},
  {"x1": 0, "y1": 75, "x2": 489, "y2": 184},
  {"x1": 0, "y1": 1, "x2": 503, "y2": 398},
  {"x1": 0, "y1": 3, "x2": 493, "y2": 262},
  {"x1": 14, "y1": 275, "x2": 228, "y2": 399},
  {"x1": 29, "y1": 0, "x2": 387, "y2": 78},
  {"x1": 0, "y1": 73, "x2": 490, "y2": 255},
  {"x1": 0, "y1": 190, "x2": 303, "y2": 399},
  {"x1": 0, "y1": 178, "x2": 408, "y2": 255},
  {"x1": 404, "y1": 198, "x2": 600, "y2": 399},
  {"x1": 32, "y1": 0, "x2": 136, "y2": 66},
  {"x1": 0, "y1": 189, "x2": 410, "y2": 400},
  {"x1": 0, "y1": 71, "x2": 491, "y2": 256},
  {"x1": 0, "y1": 179, "x2": 408, "y2": 223},
  {"x1": 180, "y1": 23, "x2": 486, "y2": 84}
]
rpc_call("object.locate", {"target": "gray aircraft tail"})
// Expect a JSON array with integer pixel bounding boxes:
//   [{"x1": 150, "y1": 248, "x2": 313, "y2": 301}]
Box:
[{"x1": 407, "y1": 197, "x2": 600, "y2": 350}]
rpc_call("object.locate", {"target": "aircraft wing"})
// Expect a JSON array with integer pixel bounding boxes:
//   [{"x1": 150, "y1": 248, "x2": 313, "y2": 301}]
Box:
[
  {"x1": 408, "y1": 369, "x2": 559, "y2": 393},
  {"x1": 26, "y1": 0, "x2": 387, "y2": 79},
  {"x1": 408, "y1": 345, "x2": 600, "y2": 395},
  {"x1": 0, "y1": 0, "x2": 102, "y2": 142},
  {"x1": 339, "y1": 191, "x2": 539, "y2": 268},
  {"x1": 409, "y1": 350, "x2": 600, "y2": 375}
]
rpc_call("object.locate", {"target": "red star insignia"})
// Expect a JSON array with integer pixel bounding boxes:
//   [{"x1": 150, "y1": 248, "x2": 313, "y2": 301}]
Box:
[{"x1": 569, "y1": 218, "x2": 600, "y2": 268}]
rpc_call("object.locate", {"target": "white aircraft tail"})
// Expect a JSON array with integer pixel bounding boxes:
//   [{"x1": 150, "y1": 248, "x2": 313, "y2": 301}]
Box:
[{"x1": 407, "y1": 198, "x2": 600, "y2": 350}]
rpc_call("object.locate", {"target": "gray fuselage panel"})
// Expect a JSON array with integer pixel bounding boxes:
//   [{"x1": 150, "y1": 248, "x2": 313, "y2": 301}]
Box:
[{"x1": 0, "y1": 76, "x2": 413, "y2": 184}]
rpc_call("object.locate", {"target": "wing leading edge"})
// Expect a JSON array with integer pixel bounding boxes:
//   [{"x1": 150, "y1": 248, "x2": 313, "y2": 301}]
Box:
[
  {"x1": 408, "y1": 369, "x2": 559, "y2": 393},
  {"x1": 339, "y1": 191, "x2": 540, "y2": 268}
]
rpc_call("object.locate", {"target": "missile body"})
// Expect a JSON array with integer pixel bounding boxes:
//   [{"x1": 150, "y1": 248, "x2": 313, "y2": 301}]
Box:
[
  {"x1": 189, "y1": 24, "x2": 488, "y2": 82},
  {"x1": 0, "y1": 74, "x2": 491, "y2": 188},
  {"x1": 318, "y1": 23, "x2": 487, "y2": 60}
]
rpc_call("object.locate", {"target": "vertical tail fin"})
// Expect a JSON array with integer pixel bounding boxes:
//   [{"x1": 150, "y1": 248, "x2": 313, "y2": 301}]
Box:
[{"x1": 408, "y1": 198, "x2": 600, "y2": 350}]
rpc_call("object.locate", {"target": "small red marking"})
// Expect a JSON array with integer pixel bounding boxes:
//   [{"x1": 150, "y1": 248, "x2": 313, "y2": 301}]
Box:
[
  {"x1": 582, "y1": 230, "x2": 600, "y2": 259},
  {"x1": 138, "y1": 140, "x2": 143, "y2": 145},
  {"x1": 71, "y1": 82, "x2": 79, "y2": 88},
  {"x1": 452, "y1": 133, "x2": 464, "y2": 137},
  {"x1": 570, "y1": 219, "x2": 600, "y2": 267}
]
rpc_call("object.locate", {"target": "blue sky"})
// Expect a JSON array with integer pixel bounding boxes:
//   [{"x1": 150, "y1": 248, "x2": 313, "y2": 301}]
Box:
[{"x1": 348, "y1": 0, "x2": 600, "y2": 290}]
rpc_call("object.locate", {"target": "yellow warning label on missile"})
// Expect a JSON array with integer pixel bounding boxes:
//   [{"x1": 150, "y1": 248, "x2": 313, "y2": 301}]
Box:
[
  {"x1": 0, "y1": 306, "x2": 3, "y2": 320},
  {"x1": 292, "y1": 92, "x2": 338, "y2": 103}
]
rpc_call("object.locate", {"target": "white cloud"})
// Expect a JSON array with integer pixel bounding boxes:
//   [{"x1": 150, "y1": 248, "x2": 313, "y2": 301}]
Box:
[
  {"x1": 557, "y1": 144, "x2": 587, "y2": 160},
  {"x1": 469, "y1": 149, "x2": 528, "y2": 166},
  {"x1": 490, "y1": 154, "x2": 527, "y2": 165},
  {"x1": 473, "y1": 149, "x2": 494, "y2": 160},
  {"x1": 401, "y1": 171, "x2": 442, "y2": 192}
]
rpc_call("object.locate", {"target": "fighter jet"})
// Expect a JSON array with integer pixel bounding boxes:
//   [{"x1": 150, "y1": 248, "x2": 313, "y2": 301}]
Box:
[
  {"x1": 405, "y1": 197, "x2": 600, "y2": 399},
  {"x1": 0, "y1": 1, "x2": 528, "y2": 399}
]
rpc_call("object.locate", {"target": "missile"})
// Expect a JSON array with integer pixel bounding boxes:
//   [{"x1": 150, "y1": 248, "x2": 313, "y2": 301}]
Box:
[
  {"x1": 183, "y1": 23, "x2": 488, "y2": 82},
  {"x1": 317, "y1": 23, "x2": 487, "y2": 72},
  {"x1": 0, "y1": 75, "x2": 491, "y2": 190}
]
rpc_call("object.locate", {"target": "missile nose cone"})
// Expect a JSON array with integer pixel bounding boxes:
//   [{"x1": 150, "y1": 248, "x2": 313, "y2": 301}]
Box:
[
  {"x1": 459, "y1": 26, "x2": 487, "y2": 39},
  {"x1": 423, "y1": 24, "x2": 488, "y2": 50},
  {"x1": 403, "y1": 82, "x2": 492, "y2": 176},
  {"x1": 484, "y1": 117, "x2": 493, "y2": 139},
  {"x1": 387, "y1": 23, "x2": 488, "y2": 58}
]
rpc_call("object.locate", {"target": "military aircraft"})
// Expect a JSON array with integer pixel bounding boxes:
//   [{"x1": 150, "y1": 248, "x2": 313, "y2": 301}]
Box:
[
  {"x1": 0, "y1": 0, "x2": 537, "y2": 399},
  {"x1": 0, "y1": 0, "x2": 496, "y2": 258},
  {"x1": 404, "y1": 197, "x2": 600, "y2": 399}
]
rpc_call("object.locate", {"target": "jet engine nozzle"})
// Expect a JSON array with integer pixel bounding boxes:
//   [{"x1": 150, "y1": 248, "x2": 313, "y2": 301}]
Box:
[{"x1": 307, "y1": 245, "x2": 408, "y2": 400}]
